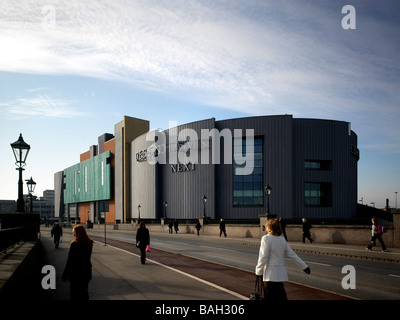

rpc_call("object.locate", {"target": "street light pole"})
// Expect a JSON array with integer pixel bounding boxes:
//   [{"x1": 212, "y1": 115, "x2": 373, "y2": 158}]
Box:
[
  {"x1": 264, "y1": 184, "x2": 276, "y2": 219},
  {"x1": 11, "y1": 134, "x2": 30, "y2": 212},
  {"x1": 163, "y1": 201, "x2": 168, "y2": 219},
  {"x1": 202, "y1": 195, "x2": 207, "y2": 218},
  {"x1": 265, "y1": 184, "x2": 271, "y2": 215},
  {"x1": 26, "y1": 177, "x2": 36, "y2": 212}
]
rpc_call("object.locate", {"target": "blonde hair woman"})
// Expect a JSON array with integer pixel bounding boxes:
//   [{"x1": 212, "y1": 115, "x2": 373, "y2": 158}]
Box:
[
  {"x1": 255, "y1": 219, "x2": 310, "y2": 300},
  {"x1": 62, "y1": 225, "x2": 94, "y2": 300}
]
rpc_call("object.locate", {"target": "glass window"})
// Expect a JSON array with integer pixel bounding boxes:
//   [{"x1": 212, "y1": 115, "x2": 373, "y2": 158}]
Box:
[
  {"x1": 304, "y1": 182, "x2": 332, "y2": 207},
  {"x1": 305, "y1": 160, "x2": 331, "y2": 170},
  {"x1": 233, "y1": 137, "x2": 264, "y2": 207}
]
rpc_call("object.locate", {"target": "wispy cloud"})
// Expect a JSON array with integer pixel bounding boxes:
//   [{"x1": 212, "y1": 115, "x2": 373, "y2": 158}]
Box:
[
  {"x1": 0, "y1": 95, "x2": 86, "y2": 119},
  {"x1": 0, "y1": 0, "x2": 399, "y2": 151},
  {"x1": 27, "y1": 87, "x2": 50, "y2": 93}
]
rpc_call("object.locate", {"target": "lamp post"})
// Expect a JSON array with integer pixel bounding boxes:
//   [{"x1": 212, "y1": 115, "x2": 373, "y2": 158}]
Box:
[
  {"x1": 264, "y1": 184, "x2": 275, "y2": 219},
  {"x1": 163, "y1": 201, "x2": 168, "y2": 219},
  {"x1": 202, "y1": 195, "x2": 207, "y2": 218},
  {"x1": 138, "y1": 204, "x2": 141, "y2": 220},
  {"x1": 265, "y1": 184, "x2": 271, "y2": 214},
  {"x1": 395, "y1": 192, "x2": 398, "y2": 209},
  {"x1": 26, "y1": 177, "x2": 36, "y2": 212},
  {"x1": 11, "y1": 134, "x2": 31, "y2": 212}
]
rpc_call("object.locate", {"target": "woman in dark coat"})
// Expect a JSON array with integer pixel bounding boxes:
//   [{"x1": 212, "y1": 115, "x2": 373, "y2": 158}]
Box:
[
  {"x1": 136, "y1": 221, "x2": 150, "y2": 264},
  {"x1": 62, "y1": 225, "x2": 94, "y2": 300}
]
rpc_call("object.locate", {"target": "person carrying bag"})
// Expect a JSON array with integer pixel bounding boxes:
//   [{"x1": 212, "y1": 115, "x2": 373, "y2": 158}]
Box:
[{"x1": 136, "y1": 221, "x2": 150, "y2": 264}]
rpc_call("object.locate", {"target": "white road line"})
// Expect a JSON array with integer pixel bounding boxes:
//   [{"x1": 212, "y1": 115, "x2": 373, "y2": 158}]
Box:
[
  {"x1": 389, "y1": 274, "x2": 400, "y2": 278},
  {"x1": 303, "y1": 260, "x2": 331, "y2": 267},
  {"x1": 96, "y1": 241, "x2": 248, "y2": 300}
]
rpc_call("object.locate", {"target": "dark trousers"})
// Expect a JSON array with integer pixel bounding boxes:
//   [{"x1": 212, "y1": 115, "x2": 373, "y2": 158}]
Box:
[
  {"x1": 53, "y1": 236, "x2": 61, "y2": 248},
  {"x1": 264, "y1": 281, "x2": 288, "y2": 301},
  {"x1": 219, "y1": 229, "x2": 227, "y2": 237},
  {"x1": 368, "y1": 234, "x2": 386, "y2": 251},
  {"x1": 302, "y1": 232, "x2": 313, "y2": 243},
  {"x1": 139, "y1": 245, "x2": 147, "y2": 264},
  {"x1": 70, "y1": 281, "x2": 89, "y2": 300}
]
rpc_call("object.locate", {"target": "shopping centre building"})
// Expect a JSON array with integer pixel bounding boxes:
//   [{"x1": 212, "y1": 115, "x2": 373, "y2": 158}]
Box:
[{"x1": 54, "y1": 115, "x2": 359, "y2": 224}]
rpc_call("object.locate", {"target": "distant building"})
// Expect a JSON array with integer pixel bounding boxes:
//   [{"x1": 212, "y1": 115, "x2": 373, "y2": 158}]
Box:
[
  {"x1": 54, "y1": 115, "x2": 359, "y2": 223},
  {"x1": 0, "y1": 191, "x2": 55, "y2": 223},
  {"x1": 32, "y1": 190, "x2": 55, "y2": 221}
]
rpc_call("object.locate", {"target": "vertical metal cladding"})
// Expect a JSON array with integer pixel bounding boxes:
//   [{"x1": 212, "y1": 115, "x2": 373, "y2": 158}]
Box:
[
  {"x1": 159, "y1": 118, "x2": 216, "y2": 220},
  {"x1": 215, "y1": 115, "x2": 293, "y2": 219},
  {"x1": 128, "y1": 115, "x2": 358, "y2": 220},
  {"x1": 55, "y1": 114, "x2": 358, "y2": 222},
  {"x1": 63, "y1": 151, "x2": 112, "y2": 204},
  {"x1": 54, "y1": 171, "x2": 64, "y2": 218},
  {"x1": 293, "y1": 119, "x2": 358, "y2": 219},
  {"x1": 131, "y1": 131, "x2": 158, "y2": 220}
]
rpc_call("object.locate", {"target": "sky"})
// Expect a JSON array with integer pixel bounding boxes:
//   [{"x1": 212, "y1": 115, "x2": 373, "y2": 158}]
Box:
[{"x1": 0, "y1": 0, "x2": 399, "y2": 209}]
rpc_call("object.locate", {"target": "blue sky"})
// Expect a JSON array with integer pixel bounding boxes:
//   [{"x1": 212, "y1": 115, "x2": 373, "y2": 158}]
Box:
[{"x1": 0, "y1": 0, "x2": 399, "y2": 208}]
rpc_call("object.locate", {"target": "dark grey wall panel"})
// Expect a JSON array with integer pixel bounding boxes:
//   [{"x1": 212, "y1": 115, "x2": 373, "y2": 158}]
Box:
[
  {"x1": 293, "y1": 119, "x2": 358, "y2": 219},
  {"x1": 216, "y1": 115, "x2": 294, "y2": 219},
  {"x1": 159, "y1": 118, "x2": 216, "y2": 220},
  {"x1": 127, "y1": 115, "x2": 358, "y2": 221}
]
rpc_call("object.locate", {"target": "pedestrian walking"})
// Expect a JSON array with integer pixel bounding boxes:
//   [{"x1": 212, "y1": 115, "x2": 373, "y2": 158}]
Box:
[
  {"x1": 168, "y1": 220, "x2": 173, "y2": 234},
  {"x1": 255, "y1": 219, "x2": 310, "y2": 301},
  {"x1": 302, "y1": 218, "x2": 313, "y2": 243},
  {"x1": 366, "y1": 217, "x2": 387, "y2": 252},
  {"x1": 136, "y1": 221, "x2": 150, "y2": 264},
  {"x1": 279, "y1": 217, "x2": 287, "y2": 241},
  {"x1": 195, "y1": 220, "x2": 202, "y2": 236},
  {"x1": 174, "y1": 219, "x2": 179, "y2": 234},
  {"x1": 61, "y1": 225, "x2": 94, "y2": 300},
  {"x1": 51, "y1": 222, "x2": 63, "y2": 248},
  {"x1": 219, "y1": 218, "x2": 227, "y2": 237}
]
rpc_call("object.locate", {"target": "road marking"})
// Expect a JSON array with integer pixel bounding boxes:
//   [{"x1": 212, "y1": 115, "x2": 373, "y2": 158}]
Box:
[
  {"x1": 389, "y1": 274, "x2": 400, "y2": 278},
  {"x1": 303, "y1": 260, "x2": 331, "y2": 267},
  {"x1": 96, "y1": 241, "x2": 248, "y2": 300}
]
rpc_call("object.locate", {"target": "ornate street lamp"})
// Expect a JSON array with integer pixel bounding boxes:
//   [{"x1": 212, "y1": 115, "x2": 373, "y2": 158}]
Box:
[
  {"x1": 138, "y1": 204, "x2": 141, "y2": 220},
  {"x1": 264, "y1": 184, "x2": 275, "y2": 219},
  {"x1": 163, "y1": 201, "x2": 168, "y2": 219},
  {"x1": 11, "y1": 134, "x2": 30, "y2": 212},
  {"x1": 202, "y1": 195, "x2": 207, "y2": 218},
  {"x1": 26, "y1": 177, "x2": 36, "y2": 212}
]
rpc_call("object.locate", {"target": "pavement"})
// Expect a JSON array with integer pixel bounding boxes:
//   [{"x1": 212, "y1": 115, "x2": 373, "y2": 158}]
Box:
[{"x1": 39, "y1": 228, "x2": 242, "y2": 300}]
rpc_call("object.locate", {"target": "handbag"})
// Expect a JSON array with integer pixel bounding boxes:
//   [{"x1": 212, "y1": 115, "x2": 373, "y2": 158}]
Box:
[
  {"x1": 249, "y1": 276, "x2": 264, "y2": 300},
  {"x1": 146, "y1": 245, "x2": 151, "y2": 252}
]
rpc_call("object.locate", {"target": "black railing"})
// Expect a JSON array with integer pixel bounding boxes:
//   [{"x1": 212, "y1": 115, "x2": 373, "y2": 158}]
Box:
[{"x1": 0, "y1": 227, "x2": 24, "y2": 253}]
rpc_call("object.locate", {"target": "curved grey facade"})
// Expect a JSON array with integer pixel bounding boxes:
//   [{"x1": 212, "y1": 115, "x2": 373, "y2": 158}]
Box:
[{"x1": 130, "y1": 115, "x2": 359, "y2": 220}]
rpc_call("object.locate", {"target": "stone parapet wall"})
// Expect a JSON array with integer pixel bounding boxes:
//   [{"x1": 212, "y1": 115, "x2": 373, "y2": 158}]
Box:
[{"x1": 88, "y1": 214, "x2": 400, "y2": 248}]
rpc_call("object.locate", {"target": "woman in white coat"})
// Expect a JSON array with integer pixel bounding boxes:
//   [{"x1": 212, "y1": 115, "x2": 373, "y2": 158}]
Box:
[{"x1": 255, "y1": 218, "x2": 311, "y2": 300}]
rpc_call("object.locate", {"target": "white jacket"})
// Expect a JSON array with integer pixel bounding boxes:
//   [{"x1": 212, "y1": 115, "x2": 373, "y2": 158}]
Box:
[{"x1": 255, "y1": 234, "x2": 308, "y2": 282}]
